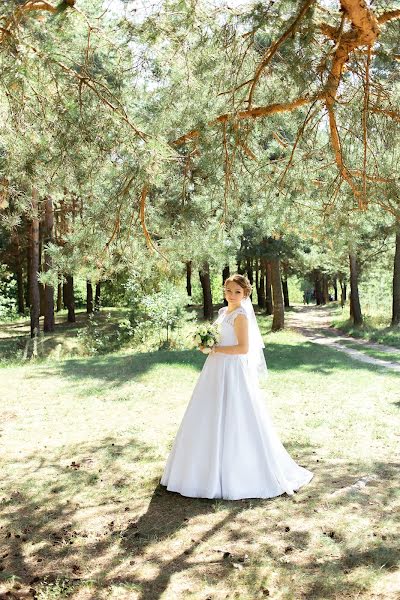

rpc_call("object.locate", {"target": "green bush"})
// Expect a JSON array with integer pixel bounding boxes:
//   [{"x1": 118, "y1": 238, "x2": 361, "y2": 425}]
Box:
[{"x1": 0, "y1": 264, "x2": 18, "y2": 321}]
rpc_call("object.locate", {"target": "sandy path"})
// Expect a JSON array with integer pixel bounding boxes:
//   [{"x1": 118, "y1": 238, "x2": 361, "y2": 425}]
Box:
[{"x1": 286, "y1": 305, "x2": 400, "y2": 372}]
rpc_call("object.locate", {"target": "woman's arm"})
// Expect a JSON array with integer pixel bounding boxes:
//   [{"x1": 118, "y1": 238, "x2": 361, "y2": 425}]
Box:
[{"x1": 213, "y1": 314, "x2": 249, "y2": 355}]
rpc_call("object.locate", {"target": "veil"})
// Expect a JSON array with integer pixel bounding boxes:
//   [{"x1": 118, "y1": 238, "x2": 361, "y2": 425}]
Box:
[{"x1": 241, "y1": 297, "x2": 268, "y2": 381}]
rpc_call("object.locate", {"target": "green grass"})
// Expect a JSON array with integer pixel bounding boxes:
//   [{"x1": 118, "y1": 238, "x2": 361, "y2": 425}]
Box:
[
  {"x1": 0, "y1": 319, "x2": 399, "y2": 600},
  {"x1": 332, "y1": 313, "x2": 400, "y2": 350},
  {"x1": 336, "y1": 339, "x2": 400, "y2": 363}
]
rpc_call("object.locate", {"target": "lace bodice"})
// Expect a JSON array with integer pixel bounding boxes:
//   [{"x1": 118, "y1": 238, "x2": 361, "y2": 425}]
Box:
[{"x1": 215, "y1": 306, "x2": 248, "y2": 347}]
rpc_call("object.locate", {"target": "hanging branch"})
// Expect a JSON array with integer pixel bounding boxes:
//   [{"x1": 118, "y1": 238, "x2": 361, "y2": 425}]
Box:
[{"x1": 246, "y1": 0, "x2": 316, "y2": 108}]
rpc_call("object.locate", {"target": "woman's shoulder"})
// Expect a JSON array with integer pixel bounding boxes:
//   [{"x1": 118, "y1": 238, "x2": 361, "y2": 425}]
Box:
[
  {"x1": 224, "y1": 306, "x2": 248, "y2": 324},
  {"x1": 218, "y1": 306, "x2": 228, "y2": 316}
]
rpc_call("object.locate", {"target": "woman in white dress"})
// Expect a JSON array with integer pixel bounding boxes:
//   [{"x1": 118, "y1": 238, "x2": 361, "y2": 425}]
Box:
[{"x1": 160, "y1": 274, "x2": 313, "y2": 500}]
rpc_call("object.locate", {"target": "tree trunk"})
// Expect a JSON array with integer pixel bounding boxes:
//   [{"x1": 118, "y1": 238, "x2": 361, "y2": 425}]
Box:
[
  {"x1": 186, "y1": 261, "x2": 192, "y2": 298},
  {"x1": 246, "y1": 259, "x2": 253, "y2": 285},
  {"x1": 265, "y1": 261, "x2": 273, "y2": 315},
  {"x1": 64, "y1": 275, "x2": 76, "y2": 323},
  {"x1": 222, "y1": 265, "x2": 230, "y2": 283},
  {"x1": 322, "y1": 275, "x2": 329, "y2": 304},
  {"x1": 281, "y1": 277, "x2": 290, "y2": 308},
  {"x1": 258, "y1": 259, "x2": 266, "y2": 309},
  {"x1": 222, "y1": 265, "x2": 230, "y2": 306},
  {"x1": 86, "y1": 281, "x2": 94, "y2": 314},
  {"x1": 95, "y1": 282, "x2": 101, "y2": 312},
  {"x1": 57, "y1": 282, "x2": 62, "y2": 312},
  {"x1": 43, "y1": 196, "x2": 55, "y2": 332},
  {"x1": 199, "y1": 262, "x2": 213, "y2": 320},
  {"x1": 391, "y1": 228, "x2": 400, "y2": 326},
  {"x1": 30, "y1": 189, "x2": 40, "y2": 339},
  {"x1": 26, "y1": 241, "x2": 31, "y2": 309},
  {"x1": 349, "y1": 252, "x2": 363, "y2": 326},
  {"x1": 314, "y1": 270, "x2": 324, "y2": 305},
  {"x1": 333, "y1": 277, "x2": 338, "y2": 301},
  {"x1": 270, "y1": 258, "x2": 285, "y2": 331}
]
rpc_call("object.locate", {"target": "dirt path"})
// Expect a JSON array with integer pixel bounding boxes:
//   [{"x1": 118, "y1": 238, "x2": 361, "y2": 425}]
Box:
[{"x1": 286, "y1": 305, "x2": 400, "y2": 372}]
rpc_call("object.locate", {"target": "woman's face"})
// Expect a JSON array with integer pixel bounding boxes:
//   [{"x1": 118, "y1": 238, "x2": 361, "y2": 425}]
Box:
[{"x1": 224, "y1": 282, "x2": 245, "y2": 306}]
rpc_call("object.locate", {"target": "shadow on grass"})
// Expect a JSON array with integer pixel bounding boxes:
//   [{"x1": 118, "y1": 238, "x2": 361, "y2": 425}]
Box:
[
  {"x1": 26, "y1": 337, "x2": 399, "y2": 399},
  {"x1": 0, "y1": 430, "x2": 399, "y2": 599}
]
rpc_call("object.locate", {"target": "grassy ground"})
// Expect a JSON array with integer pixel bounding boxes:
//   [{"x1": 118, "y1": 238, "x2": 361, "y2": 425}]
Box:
[
  {"x1": 0, "y1": 311, "x2": 399, "y2": 600},
  {"x1": 332, "y1": 309, "x2": 400, "y2": 350},
  {"x1": 336, "y1": 339, "x2": 400, "y2": 364}
]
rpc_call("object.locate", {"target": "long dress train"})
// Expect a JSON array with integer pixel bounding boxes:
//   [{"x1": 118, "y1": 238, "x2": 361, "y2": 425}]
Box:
[{"x1": 160, "y1": 306, "x2": 313, "y2": 500}]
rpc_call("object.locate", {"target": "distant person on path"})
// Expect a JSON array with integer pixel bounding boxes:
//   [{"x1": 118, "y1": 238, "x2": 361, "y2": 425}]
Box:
[{"x1": 160, "y1": 274, "x2": 313, "y2": 500}]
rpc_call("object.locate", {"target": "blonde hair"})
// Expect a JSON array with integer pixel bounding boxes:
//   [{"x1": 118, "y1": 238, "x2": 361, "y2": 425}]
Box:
[{"x1": 224, "y1": 273, "x2": 252, "y2": 298}]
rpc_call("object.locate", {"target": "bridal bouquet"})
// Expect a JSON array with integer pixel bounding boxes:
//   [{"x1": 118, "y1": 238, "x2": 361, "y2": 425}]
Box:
[{"x1": 194, "y1": 323, "x2": 219, "y2": 354}]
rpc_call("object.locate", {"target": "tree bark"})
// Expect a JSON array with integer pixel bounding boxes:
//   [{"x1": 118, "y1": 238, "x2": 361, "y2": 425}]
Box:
[
  {"x1": 349, "y1": 252, "x2": 363, "y2": 326},
  {"x1": 258, "y1": 259, "x2": 266, "y2": 309},
  {"x1": 26, "y1": 241, "x2": 31, "y2": 309},
  {"x1": 95, "y1": 282, "x2": 101, "y2": 312},
  {"x1": 281, "y1": 277, "x2": 290, "y2": 308},
  {"x1": 265, "y1": 261, "x2": 273, "y2": 315},
  {"x1": 222, "y1": 265, "x2": 230, "y2": 306},
  {"x1": 270, "y1": 258, "x2": 285, "y2": 331},
  {"x1": 56, "y1": 282, "x2": 62, "y2": 312},
  {"x1": 222, "y1": 265, "x2": 230, "y2": 283},
  {"x1": 64, "y1": 275, "x2": 76, "y2": 323},
  {"x1": 333, "y1": 277, "x2": 338, "y2": 301},
  {"x1": 322, "y1": 274, "x2": 329, "y2": 304},
  {"x1": 186, "y1": 261, "x2": 192, "y2": 298},
  {"x1": 30, "y1": 189, "x2": 40, "y2": 339},
  {"x1": 43, "y1": 196, "x2": 55, "y2": 332},
  {"x1": 199, "y1": 262, "x2": 213, "y2": 320},
  {"x1": 13, "y1": 232, "x2": 25, "y2": 314},
  {"x1": 86, "y1": 281, "x2": 94, "y2": 314},
  {"x1": 391, "y1": 228, "x2": 400, "y2": 326},
  {"x1": 314, "y1": 270, "x2": 324, "y2": 305}
]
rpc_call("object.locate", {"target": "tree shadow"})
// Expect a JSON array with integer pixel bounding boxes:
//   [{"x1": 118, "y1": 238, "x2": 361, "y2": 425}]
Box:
[{"x1": 1, "y1": 427, "x2": 398, "y2": 600}]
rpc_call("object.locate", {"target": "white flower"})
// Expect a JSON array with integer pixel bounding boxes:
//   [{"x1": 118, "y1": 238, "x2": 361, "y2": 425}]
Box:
[
  {"x1": 195, "y1": 334, "x2": 202, "y2": 344},
  {"x1": 206, "y1": 339, "x2": 214, "y2": 347},
  {"x1": 198, "y1": 325, "x2": 207, "y2": 335}
]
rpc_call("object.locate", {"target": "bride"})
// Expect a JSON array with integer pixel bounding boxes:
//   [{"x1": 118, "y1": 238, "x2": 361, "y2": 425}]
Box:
[{"x1": 160, "y1": 273, "x2": 313, "y2": 500}]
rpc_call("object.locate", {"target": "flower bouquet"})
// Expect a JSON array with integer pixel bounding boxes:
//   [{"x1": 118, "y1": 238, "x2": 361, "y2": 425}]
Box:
[{"x1": 194, "y1": 323, "x2": 220, "y2": 354}]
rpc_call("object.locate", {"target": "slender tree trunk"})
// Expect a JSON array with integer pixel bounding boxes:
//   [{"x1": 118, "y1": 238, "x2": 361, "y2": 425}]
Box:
[
  {"x1": 56, "y1": 282, "x2": 62, "y2": 312},
  {"x1": 391, "y1": 228, "x2": 400, "y2": 326},
  {"x1": 30, "y1": 189, "x2": 40, "y2": 339},
  {"x1": 270, "y1": 259, "x2": 285, "y2": 331},
  {"x1": 222, "y1": 265, "x2": 230, "y2": 306},
  {"x1": 246, "y1": 259, "x2": 253, "y2": 285},
  {"x1": 199, "y1": 262, "x2": 213, "y2": 320},
  {"x1": 38, "y1": 223, "x2": 46, "y2": 317},
  {"x1": 265, "y1": 261, "x2": 273, "y2": 315},
  {"x1": 258, "y1": 259, "x2": 266, "y2": 309},
  {"x1": 333, "y1": 277, "x2": 338, "y2": 302},
  {"x1": 43, "y1": 196, "x2": 55, "y2": 332},
  {"x1": 349, "y1": 252, "x2": 363, "y2": 326},
  {"x1": 94, "y1": 282, "x2": 101, "y2": 312},
  {"x1": 26, "y1": 241, "x2": 31, "y2": 309},
  {"x1": 281, "y1": 277, "x2": 290, "y2": 308},
  {"x1": 86, "y1": 281, "x2": 94, "y2": 314},
  {"x1": 322, "y1": 275, "x2": 329, "y2": 304},
  {"x1": 186, "y1": 261, "x2": 192, "y2": 298},
  {"x1": 64, "y1": 275, "x2": 76, "y2": 323},
  {"x1": 314, "y1": 270, "x2": 324, "y2": 305},
  {"x1": 222, "y1": 265, "x2": 230, "y2": 283},
  {"x1": 255, "y1": 258, "x2": 260, "y2": 302}
]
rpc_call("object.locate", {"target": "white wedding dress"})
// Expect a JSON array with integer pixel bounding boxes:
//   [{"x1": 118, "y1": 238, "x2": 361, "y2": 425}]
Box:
[{"x1": 160, "y1": 305, "x2": 313, "y2": 500}]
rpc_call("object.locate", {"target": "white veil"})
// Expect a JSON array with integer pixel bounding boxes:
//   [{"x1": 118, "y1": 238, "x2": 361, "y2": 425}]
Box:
[{"x1": 241, "y1": 297, "x2": 268, "y2": 381}]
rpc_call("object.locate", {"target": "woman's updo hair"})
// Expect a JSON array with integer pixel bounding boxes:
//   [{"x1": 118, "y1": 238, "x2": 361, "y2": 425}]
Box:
[{"x1": 223, "y1": 273, "x2": 252, "y2": 298}]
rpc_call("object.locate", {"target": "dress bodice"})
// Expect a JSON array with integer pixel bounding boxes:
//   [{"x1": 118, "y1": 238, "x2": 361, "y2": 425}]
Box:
[{"x1": 215, "y1": 306, "x2": 248, "y2": 347}]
